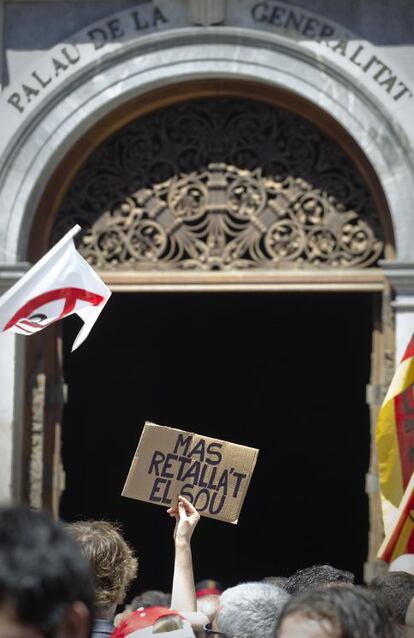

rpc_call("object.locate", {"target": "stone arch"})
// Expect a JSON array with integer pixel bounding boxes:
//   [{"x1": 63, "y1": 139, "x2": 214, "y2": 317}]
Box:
[
  {"x1": 0, "y1": 28, "x2": 402, "y2": 521},
  {"x1": 0, "y1": 30, "x2": 406, "y2": 264}
]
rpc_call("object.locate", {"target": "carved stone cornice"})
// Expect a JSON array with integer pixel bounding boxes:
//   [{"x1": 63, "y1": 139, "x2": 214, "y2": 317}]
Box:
[{"x1": 380, "y1": 260, "x2": 414, "y2": 299}]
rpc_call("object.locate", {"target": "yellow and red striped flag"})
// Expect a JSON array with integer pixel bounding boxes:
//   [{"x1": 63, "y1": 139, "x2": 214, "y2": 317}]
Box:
[
  {"x1": 378, "y1": 470, "x2": 414, "y2": 562},
  {"x1": 376, "y1": 333, "x2": 414, "y2": 509}
]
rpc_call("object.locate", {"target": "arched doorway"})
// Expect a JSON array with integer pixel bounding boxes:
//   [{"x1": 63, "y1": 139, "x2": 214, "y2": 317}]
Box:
[{"x1": 26, "y1": 82, "x2": 394, "y2": 588}]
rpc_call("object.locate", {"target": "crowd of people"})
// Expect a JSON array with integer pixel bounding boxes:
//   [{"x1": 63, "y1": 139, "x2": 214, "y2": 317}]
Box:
[{"x1": 0, "y1": 497, "x2": 413, "y2": 638}]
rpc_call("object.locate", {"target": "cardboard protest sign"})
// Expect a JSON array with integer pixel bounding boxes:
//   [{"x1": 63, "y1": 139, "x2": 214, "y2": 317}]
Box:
[{"x1": 122, "y1": 422, "x2": 259, "y2": 524}]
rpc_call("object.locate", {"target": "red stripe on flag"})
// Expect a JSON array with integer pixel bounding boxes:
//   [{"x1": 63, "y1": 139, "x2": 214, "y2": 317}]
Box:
[
  {"x1": 401, "y1": 334, "x2": 414, "y2": 363},
  {"x1": 394, "y1": 383, "x2": 414, "y2": 489},
  {"x1": 4, "y1": 287, "x2": 104, "y2": 331},
  {"x1": 19, "y1": 319, "x2": 44, "y2": 330}
]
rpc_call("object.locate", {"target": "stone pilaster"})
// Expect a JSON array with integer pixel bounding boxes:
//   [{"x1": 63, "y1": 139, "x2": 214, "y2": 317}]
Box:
[{"x1": 0, "y1": 263, "x2": 29, "y2": 501}]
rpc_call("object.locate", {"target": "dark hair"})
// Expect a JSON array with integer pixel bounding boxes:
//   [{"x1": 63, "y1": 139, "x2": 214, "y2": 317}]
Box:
[
  {"x1": 0, "y1": 505, "x2": 94, "y2": 637},
  {"x1": 286, "y1": 564, "x2": 355, "y2": 594},
  {"x1": 370, "y1": 570, "x2": 414, "y2": 624},
  {"x1": 276, "y1": 586, "x2": 400, "y2": 638},
  {"x1": 130, "y1": 590, "x2": 171, "y2": 610}
]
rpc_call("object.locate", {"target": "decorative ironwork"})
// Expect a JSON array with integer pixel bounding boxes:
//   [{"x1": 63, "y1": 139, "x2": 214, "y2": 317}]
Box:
[{"x1": 55, "y1": 98, "x2": 384, "y2": 269}]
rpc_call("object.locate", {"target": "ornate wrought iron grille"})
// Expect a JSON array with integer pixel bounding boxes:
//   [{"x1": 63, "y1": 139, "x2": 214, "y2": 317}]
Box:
[{"x1": 55, "y1": 97, "x2": 384, "y2": 269}]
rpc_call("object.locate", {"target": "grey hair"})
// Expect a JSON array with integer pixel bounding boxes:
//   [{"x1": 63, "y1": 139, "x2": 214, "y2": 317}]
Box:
[{"x1": 217, "y1": 582, "x2": 290, "y2": 638}]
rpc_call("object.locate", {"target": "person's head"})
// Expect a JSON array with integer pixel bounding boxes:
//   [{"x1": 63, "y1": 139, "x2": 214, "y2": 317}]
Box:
[
  {"x1": 0, "y1": 505, "x2": 93, "y2": 638},
  {"x1": 196, "y1": 594, "x2": 220, "y2": 623},
  {"x1": 112, "y1": 607, "x2": 195, "y2": 638},
  {"x1": 390, "y1": 554, "x2": 414, "y2": 576},
  {"x1": 286, "y1": 565, "x2": 354, "y2": 594},
  {"x1": 276, "y1": 585, "x2": 400, "y2": 638},
  {"x1": 370, "y1": 570, "x2": 414, "y2": 627},
  {"x1": 196, "y1": 580, "x2": 223, "y2": 598},
  {"x1": 216, "y1": 582, "x2": 290, "y2": 638},
  {"x1": 130, "y1": 591, "x2": 171, "y2": 612},
  {"x1": 67, "y1": 520, "x2": 138, "y2": 619}
]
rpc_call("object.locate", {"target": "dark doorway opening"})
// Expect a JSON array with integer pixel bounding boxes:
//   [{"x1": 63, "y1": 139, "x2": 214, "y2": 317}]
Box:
[{"x1": 60, "y1": 292, "x2": 372, "y2": 595}]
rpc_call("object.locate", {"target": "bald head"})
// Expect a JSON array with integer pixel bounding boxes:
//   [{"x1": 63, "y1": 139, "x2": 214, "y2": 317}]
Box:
[{"x1": 390, "y1": 554, "x2": 414, "y2": 575}]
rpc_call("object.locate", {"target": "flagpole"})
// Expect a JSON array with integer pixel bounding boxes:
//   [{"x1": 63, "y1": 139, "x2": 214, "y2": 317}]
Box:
[{"x1": 0, "y1": 225, "x2": 82, "y2": 307}]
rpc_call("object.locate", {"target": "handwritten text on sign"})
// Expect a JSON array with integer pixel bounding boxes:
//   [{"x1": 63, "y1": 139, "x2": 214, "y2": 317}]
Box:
[{"x1": 122, "y1": 422, "x2": 259, "y2": 524}]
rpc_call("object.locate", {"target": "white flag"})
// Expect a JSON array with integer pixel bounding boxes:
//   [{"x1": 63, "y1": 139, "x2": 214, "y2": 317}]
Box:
[{"x1": 0, "y1": 225, "x2": 111, "y2": 351}]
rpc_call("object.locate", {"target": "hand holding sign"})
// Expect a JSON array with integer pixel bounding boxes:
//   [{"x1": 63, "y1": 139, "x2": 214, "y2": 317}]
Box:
[
  {"x1": 168, "y1": 495, "x2": 200, "y2": 546},
  {"x1": 169, "y1": 495, "x2": 200, "y2": 612}
]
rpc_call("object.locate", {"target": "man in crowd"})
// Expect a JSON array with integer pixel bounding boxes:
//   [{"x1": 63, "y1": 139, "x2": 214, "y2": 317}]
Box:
[
  {"x1": 370, "y1": 570, "x2": 414, "y2": 635},
  {"x1": 286, "y1": 564, "x2": 355, "y2": 594},
  {"x1": 215, "y1": 582, "x2": 289, "y2": 638},
  {"x1": 67, "y1": 520, "x2": 138, "y2": 638},
  {"x1": 0, "y1": 505, "x2": 93, "y2": 638}
]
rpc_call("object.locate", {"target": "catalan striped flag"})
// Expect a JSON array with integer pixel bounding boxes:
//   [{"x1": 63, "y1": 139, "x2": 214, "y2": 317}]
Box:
[
  {"x1": 376, "y1": 333, "x2": 414, "y2": 509},
  {"x1": 378, "y1": 470, "x2": 414, "y2": 562}
]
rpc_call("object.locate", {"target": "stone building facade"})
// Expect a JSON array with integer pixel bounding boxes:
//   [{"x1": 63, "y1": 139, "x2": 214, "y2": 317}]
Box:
[{"x1": 1, "y1": 0, "x2": 414, "y2": 580}]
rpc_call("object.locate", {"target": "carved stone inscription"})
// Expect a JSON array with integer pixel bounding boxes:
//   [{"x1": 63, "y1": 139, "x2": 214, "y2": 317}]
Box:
[
  {"x1": 6, "y1": 4, "x2": 169, "y2": 115},
  {"x1": 55, "y1": 97, "x2": 384, "y2": 270},
  {"x1": 250, "y1": 2, "x2": 412, "y2": 103}
]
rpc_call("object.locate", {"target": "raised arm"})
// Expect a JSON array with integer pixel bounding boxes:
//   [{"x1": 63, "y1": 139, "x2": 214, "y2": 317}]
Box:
[{"x1": 168, "y1": 495, "x2": 200, "y2": 612}]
